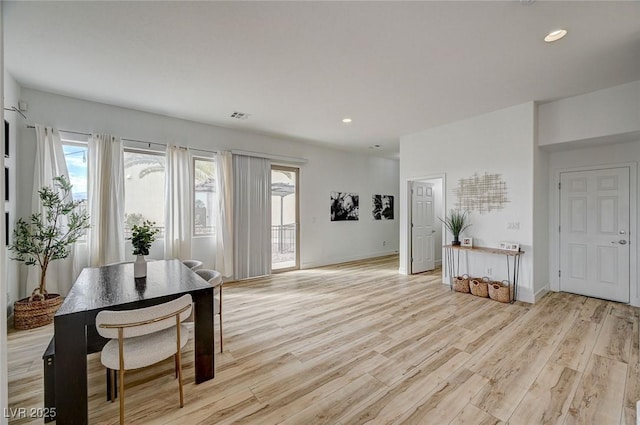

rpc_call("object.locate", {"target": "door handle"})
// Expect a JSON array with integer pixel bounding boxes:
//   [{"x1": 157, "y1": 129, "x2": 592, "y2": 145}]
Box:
[{"x1": 612, "y1": 240, "x2": 628, "y2": 245}]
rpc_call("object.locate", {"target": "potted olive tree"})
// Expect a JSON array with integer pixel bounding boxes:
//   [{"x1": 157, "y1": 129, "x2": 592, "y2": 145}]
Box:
[
  {"x1": 128, "y1": 220, "x2": 159, "y2": 278},
  {"x1": 9, "y1": 176, "x2": 90, "y2": 329},
  {"x1": 440, "y1": 209, "x2": 471, "y2": 246}
]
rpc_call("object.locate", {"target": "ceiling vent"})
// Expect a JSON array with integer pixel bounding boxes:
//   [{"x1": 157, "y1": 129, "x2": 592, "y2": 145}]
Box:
[{"x1": 230, "y1": 111, "x2": 250, "y2": 120}]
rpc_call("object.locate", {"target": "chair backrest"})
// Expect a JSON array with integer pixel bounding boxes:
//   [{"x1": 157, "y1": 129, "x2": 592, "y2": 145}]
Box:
[
  {"x1": 182, "y1": 260, "x2": 203, "y2": 271},
  {"x1": 96, "y1": 294, "x2": 193, "y2": 339},
  {"x1": 195, "y1": 269, "x2": 222, "y2": 286}
]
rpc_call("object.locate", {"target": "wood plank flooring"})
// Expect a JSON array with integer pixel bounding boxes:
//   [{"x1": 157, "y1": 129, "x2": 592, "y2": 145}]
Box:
[{"x1": 6, "y1": 255, "x2": 640, "y2": 424}]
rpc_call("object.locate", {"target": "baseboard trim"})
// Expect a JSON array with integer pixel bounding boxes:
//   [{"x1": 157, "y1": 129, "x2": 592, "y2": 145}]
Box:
[
  {"x1": 534, "y1": 286, "x2": 550, "y2": 303},
  {"x1": 301, "y1": 251, "x2": 398, "y2": 270}
]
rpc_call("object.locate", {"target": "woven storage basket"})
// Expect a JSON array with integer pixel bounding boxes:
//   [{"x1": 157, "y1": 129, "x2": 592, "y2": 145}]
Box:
[
  {"x1": 489, "y1": 280, "x2": 512, "y2": 303},
  {"x1": 13, "y1": 294, "x2": 63, "y2": 330},
  {"x1": 469, "y1": 277, "x2": 490, "y2": 298},
  {"x1": 453, "y1": 274, "x2": 471, "y2": 293}
]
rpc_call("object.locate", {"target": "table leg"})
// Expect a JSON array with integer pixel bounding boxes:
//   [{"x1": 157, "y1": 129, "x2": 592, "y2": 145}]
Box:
[
  {"x1": 193, "y1": 289, "x2": 215, "y2": 383},
  {"x1": 54, "y1": 313, "x2": 87, "y2": 424}
]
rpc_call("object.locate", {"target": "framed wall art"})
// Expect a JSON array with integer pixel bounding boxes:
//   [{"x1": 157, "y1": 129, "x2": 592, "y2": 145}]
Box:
[
  {"x1": 499, "y1": 241, "x2": 519, "y2": 252},
  {"x1": 4, "y1": 120, "x2": 8, "y2": 157},
  {"x1": 372, "y1": 194, "x2": 394, "y2": 220},
  {"x1": 330, "y1": 192, "x2": 359, "y2": 221}
]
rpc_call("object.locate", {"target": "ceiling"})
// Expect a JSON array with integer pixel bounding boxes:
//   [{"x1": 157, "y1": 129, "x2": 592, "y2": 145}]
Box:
[{"x1": 4, "y1": 1, "x2": 640, "y2": 158}]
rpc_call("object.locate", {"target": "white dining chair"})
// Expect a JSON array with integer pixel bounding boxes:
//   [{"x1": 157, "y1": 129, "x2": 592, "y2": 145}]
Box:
[
  {"x1": 195, "y1": 269, "x2": 224, "y2": 352},
  {"x1": 182, "y1": 259, "x2": 203, "y2": 271},
  {"x1": 96, "y1": 294, "x2": 193, "y2": 425}
]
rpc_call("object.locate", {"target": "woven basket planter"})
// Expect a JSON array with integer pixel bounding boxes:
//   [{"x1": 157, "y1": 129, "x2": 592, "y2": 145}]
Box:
[
  {"x1": 453, "y1": 274, "x2": 471, "y2": 293},
  {"x1": 489, "y1": 281, "x2": 512, "y2": 303},
  {"x1": 13, "y1": 294, "x2": 63, "y2": 330},
  {"x1": 469, "y1": 277, "x2": 490, "y2": 298}
]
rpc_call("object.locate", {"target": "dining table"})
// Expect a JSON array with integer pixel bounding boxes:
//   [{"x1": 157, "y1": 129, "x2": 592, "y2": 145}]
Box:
[{"x1": 53, "y1": 259, "x2": 215, "y2": 425}]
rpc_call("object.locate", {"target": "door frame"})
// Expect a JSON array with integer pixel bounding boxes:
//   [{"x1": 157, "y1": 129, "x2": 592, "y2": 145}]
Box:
[
  {"x1": 271, "y1": 164, "x2": 300, "y2": 272},
  {"x1": 551, "y1": 162, "x2": 637, "y2": 306},
  {"x1": 403, "y1": 173, "x2": 446, "y2": 279}
]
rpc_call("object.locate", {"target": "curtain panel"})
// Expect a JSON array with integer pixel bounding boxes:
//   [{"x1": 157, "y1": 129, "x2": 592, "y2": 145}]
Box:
[
  {"x1": 164, "y1": 145, "x2": 192, "y2": 260},
  {"x1": 87, "y1": 133, "x2": 125, "y2": 266},
  {"x1": 233, "y1": 154, "x2": 271, "y2": 280},
  {"x1": 26, "y1": 125, "x2": 75, "y2": 296},
  {"x1": 215, "y1": 151, "x2": 233, "y2": 277}
]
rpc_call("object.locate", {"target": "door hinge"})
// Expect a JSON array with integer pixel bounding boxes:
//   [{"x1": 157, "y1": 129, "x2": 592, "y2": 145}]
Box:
[
  {"x1": 558, "y1": 182, "x2": 561, "y2": 190},
  {"x1": 558, "y1": 270, "x2": 561, "y2": 277},
  {"x1": 559, "y1": 225, "x2": 561, "y2": 233}
]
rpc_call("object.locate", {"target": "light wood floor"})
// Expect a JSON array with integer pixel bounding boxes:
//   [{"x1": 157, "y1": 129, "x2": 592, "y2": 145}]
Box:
[{"x1": 7, "y1": 255, "x2": 640, "y2": 425}]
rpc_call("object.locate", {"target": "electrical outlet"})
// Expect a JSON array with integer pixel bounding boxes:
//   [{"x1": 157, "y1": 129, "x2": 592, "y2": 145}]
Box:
[
  {"x1": 486, "y1": 267, "x2": 492, "y2": 276},
  {"x1": 383, "y1": 240, "x2": 387, "y2": 246}
]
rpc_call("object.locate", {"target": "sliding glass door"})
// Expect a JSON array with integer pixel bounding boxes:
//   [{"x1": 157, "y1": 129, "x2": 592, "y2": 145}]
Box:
[{"x1": 271, "y1": 166, "x2": 299, "y2": 271}]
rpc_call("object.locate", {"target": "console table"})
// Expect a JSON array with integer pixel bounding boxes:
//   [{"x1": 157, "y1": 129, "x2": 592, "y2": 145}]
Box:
[{"x1": 443, "y1": 245, "x2": 524, "y2": 303}]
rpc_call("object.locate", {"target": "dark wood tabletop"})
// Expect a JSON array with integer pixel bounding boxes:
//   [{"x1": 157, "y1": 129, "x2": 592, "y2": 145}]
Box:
[{"x1": 56, "y1": 259, "x2": 212, "y2": 315}]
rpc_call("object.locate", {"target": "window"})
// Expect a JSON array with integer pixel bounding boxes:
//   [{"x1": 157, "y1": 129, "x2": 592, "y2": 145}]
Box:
[
  {"x1": 124, "y1": 150, "x2": 166, "y2": 237},
  {"x1": 193, "y1": 157, "x2": 215, "y2": 236},
  {"x1": 62, "y1": 142, "x2": 88, "y2": 201}
]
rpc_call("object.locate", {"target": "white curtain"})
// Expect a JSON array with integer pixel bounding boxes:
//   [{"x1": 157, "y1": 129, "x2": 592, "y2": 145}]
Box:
[
  {"x1": 26, "y1": 125, "x2": 75, "y2": 296},
  {"x1": 215, "y1": 151, "x2": 233, "y2": 277},
  {"x1": 87, "y1": 133, "x2": 125, "y2": 266},
  {"x1": 164, "y1": 145, "x2": 192, "y2": 260},
  {"x1": 233, "y1": 154, "x2": 271, "y2": 280}
]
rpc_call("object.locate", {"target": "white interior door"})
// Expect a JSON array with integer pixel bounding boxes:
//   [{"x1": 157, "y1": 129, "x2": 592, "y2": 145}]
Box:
[
  {"x1": 412, "y1": 182, "x2": 435, "y2": 273},
  {"x1": 560, "y1": 167, "x2": 630, "y2": 302}
]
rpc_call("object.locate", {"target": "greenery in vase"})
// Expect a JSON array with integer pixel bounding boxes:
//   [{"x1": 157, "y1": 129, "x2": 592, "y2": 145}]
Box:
[
  {"x1": 439, "y1": 209, "x2": 471, "y2": 241},
  {"x1": 9, "y1": 175, "x2": 90, "y2": 301},
  {"x1": 129, "y1": 220, "x2": 160, "y2": 256}
]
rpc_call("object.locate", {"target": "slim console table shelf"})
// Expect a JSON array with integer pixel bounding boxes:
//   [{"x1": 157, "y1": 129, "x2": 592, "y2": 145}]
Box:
[{"x1": 443, "y1": 245, "x2": 524, "y2": 303}]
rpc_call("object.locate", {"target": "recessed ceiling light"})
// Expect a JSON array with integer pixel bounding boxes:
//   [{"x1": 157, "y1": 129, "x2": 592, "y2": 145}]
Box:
[
  {"x1": 342, "y1": 118, "x2": 352, "y2": 123},
  {"x1": 544, "y1": 29, "x2": 567, "y2": 43}
]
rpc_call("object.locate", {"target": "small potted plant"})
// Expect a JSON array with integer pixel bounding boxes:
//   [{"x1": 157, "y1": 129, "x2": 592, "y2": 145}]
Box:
[
  {"x1": 440, "y1": 209, "x2": 471, "y2": 246},
  {"x1": 128, "y1": 220, "x2": 159, "y2": 278},
  {"x1": 9, "y1": 175, "x2": 90, "y2": 329}
]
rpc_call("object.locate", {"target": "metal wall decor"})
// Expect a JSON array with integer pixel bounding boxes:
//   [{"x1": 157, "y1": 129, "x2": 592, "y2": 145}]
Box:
[{"x1": 454, "y1": 172, "x2": 509, "y2": 214}]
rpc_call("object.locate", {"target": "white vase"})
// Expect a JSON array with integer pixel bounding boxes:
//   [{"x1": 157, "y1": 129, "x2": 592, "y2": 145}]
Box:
[{"x1": 134, "y1": 255, "x2": 147, "y2": 278}]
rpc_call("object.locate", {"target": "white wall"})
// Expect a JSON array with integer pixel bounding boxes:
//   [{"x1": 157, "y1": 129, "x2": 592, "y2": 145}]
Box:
[
  {"x1": 3, "y1": 71, "x2": 20, "y2": 311},
  {"x1": 299, "y1": 146, "x2": 399, "y2": 268},
  {"x1": 538, "y1": 80, "x2": 640, "y2": 147},
  {"x1": 532, "y1": 123, "x2": 550, "y2": 298},
  {"x1": 0, "y1": 3, "x2": 8, "y2": 421},
  {"x1": 14, "y1": 88, "x2": 399, "y2": 294},
  {"x1": 400, "y1": 102, "x2": 539, "y2": 302},
  {"x1": 547, "y1": 140, "x2": 640, "y2": 306},
  {"x1": 540, "y1": 80, "x2": 640, "y2": 307}
]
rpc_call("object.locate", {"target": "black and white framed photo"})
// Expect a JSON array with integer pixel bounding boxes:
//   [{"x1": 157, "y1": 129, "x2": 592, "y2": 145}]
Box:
[
  {"x1": 4, "y1": 120, "x2": 8, "y2": 157},
  {"x1": 330, "y1": 192, "x2": 359, "y2": 221},
  {"x1": 372, "y1": 194, "x2": 394, "y2": 220},
  {"x1": 461, "y1": 237, "x2": 473, "y2": 247},
  {"x1": 4, "y1": 167, "x2": 8, "y2": 201}
]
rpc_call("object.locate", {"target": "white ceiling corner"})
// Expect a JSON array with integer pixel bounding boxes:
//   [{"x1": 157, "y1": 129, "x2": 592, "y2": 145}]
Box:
[{"x1": 4, "y1": 1, "x2": 640, "y2": 158}]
